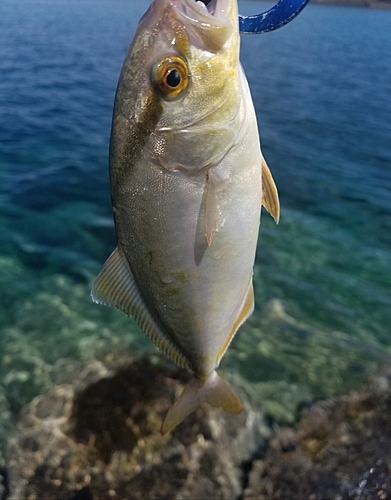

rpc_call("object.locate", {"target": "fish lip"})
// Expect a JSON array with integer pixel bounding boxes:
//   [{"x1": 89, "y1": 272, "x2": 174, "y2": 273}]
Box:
[
  {"x1": 174, "y1": 0, "x2": 233, "y2": 27},
  {"x1": 180, "y1": 0, "x2": 230, "y2": 19},
  {"x1": 172, "y1": 0, "x2": 235, "y2": 51}
]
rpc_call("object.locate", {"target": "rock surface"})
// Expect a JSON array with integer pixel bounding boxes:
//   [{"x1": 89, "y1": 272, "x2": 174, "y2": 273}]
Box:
[
  {"x1": 5, "y1": 353, "x2": 391, "y2": 500},
  {"x1": 7, "y1": 356, "x2": 270, "y2": 500},
  {"x1": 244, "y1": 372, "x2": 391, "y2": 500}
]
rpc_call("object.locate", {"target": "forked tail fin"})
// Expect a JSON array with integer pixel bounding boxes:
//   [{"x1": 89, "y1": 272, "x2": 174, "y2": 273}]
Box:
[{"x1": 161, "y1": 371, "x2": 242, "y2": 435}]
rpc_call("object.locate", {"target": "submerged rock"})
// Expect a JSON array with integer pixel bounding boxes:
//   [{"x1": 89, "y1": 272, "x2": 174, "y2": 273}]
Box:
[
  {"x1": 243, "y1": 371, "x2": 391, "y2": 500},
  {"x1": 6, "y1": 350, "x2": 391, "y2": 500},
  {"x1": 0, "y1": 386, "x2": 14, "y2": 467},
  {"x1": 0, "y1": 466, "x2": 9, "y2": 500},
  {"x1": 7, "y1": 356, "x2": 270, "y2": 500}
]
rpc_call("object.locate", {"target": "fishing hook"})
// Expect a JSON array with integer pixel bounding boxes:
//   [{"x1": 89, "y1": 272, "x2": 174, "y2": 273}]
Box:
[{"x1": 239, "y1": 0, "x2": 310, "y2": 34}]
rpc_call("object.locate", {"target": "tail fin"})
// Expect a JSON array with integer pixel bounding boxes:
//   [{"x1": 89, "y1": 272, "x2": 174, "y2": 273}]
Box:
[{"x1": 161, "y1": 371, "x2": 242, "y2": 435}]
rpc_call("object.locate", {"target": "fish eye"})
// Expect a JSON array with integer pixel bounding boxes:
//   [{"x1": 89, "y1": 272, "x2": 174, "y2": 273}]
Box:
[
  {"x1": 152, "y1": 56, "x2": 189, "y2": 99},
  {"x1": 166, "y1": 69, "x2": 181, "y2": 88}
]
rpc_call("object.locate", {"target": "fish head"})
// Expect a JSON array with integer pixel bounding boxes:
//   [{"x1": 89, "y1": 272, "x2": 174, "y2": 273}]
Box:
[{"x1": 111, "y1": 0, "x2": 244, "y2": 174}]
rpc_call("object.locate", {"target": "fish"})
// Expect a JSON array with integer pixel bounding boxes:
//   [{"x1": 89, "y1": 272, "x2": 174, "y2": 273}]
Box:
[{"x1": 92, "y1": 0, "x2": 280, "y2": 434}]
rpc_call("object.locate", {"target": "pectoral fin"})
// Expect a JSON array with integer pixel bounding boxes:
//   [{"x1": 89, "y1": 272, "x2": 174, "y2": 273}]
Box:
[
  {"x1": 91, "y1": 247, "x2": 190, "y2": 370},
  {"x1": 205, "y1": 167, "x2": 229, "y2": 246},
  {"x1": 262, "y1": 156, "x2": 280, "y2": 224},
  {"x1": 205, "y1": 173, "x2": 218, "y2": 246}
]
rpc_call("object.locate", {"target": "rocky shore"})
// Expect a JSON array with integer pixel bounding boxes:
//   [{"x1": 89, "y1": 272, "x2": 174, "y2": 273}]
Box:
[{"x1": 2, "y1": 353, "x2": 391, "y2": 500}]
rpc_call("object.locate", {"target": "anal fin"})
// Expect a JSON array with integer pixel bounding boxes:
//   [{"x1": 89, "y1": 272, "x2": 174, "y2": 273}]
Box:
[
  {"x1": 91, "y1": 247, "x2": 190, "y2": 370},
  {"x1": 217, "y1": 280, "x2": 254, "y2": 366},
  {"x1": 262, "y1": 156, "x2": 280, "y2": 224}
]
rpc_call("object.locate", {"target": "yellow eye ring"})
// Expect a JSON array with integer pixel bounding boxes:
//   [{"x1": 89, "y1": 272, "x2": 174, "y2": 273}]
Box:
[{"x1": 152, "y1": 56, "x2": 190, "y2": 99}]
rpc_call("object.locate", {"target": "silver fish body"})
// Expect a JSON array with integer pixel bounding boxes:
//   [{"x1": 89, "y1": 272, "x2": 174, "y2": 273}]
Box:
[{"x1": 92, "y1": 0, "x2": 279, "y2": 433}]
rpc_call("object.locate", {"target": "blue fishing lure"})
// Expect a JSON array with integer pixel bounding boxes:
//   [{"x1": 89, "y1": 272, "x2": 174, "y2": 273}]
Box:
[{"x1": 239, "y1": 0, "x2": 309, "y2": 34}]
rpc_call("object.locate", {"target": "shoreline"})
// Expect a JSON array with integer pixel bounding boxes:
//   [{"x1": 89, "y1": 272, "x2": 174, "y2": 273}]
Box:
[
  {"x1": 310, "y1": 0, "x2": 391, "y2": 9},
  {"x1": 250, "y1": 0, "x2": 391, "y2": 9}
]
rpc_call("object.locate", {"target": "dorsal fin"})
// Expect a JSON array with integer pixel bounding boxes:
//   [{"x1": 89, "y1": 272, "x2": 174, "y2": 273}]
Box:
[
  {"x1": 91, "y1": 247, "x2": 191, "y2": 370},
  {"x1": 262, "y1": 156, "x2": 280, "y2": 224}
]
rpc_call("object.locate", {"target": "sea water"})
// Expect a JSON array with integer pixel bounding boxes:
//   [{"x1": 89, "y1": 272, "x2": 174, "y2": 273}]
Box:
[{"x1": 0, "y1": 0, "x2": 390, "y2": 427}]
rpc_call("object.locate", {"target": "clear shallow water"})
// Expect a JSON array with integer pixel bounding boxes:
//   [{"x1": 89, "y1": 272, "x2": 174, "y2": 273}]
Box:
[{"x1": 1, "y1": 0, "x2": 391, "y2": 430}]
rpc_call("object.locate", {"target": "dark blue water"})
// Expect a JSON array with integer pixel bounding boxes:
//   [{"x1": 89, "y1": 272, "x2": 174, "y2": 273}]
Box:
[{"x1": 1, "y1": 0, "x2": 391, "y2": 424}]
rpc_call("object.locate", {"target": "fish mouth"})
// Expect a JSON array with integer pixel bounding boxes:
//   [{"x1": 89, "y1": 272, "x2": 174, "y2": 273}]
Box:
[
  {"x1": 174, "y1": 0, "x2": 236, "y2": 51},
  {"x1": 180, "y1": 0, "x2": 230, "y2": 20},
  {"x1": 186, "y1": 0, "x2": 220, "y2": 17}
]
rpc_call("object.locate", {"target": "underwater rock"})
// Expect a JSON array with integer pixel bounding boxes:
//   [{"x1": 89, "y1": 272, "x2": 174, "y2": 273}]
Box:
[
  {"x1": 0, "y1": 386, "x2": 14, "y2": 466},
  {"x1": 7, "y1": 356, "x2": 270, "y2": 500},
  {"x1": 0, "y1": 327, "x2": 54, "y2": 416},
  {"x1": 1, "y1": 353, "x2": 53, "y2": 416},
  {"x1": 243, "y1": 370, "x2": 391, "y2": 500},
  {"x1": 0, "y1": 466, "x2": 9, "y2": 500},
  {"x1": 224, "y1": 297, "x2": 387, "y2": 426}
]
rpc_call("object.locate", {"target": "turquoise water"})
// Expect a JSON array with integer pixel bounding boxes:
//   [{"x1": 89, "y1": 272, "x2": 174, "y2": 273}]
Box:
[{"x1": 1, "y1": 0, "x2": 391, "y2": 430}]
